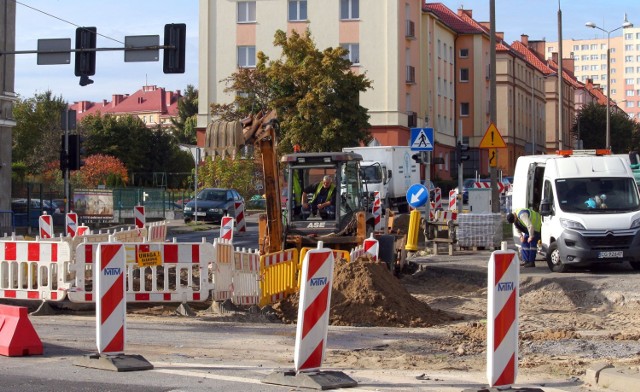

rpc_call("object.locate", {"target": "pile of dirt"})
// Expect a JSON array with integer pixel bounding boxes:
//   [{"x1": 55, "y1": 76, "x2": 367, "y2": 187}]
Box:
[{"x1": 272, "y1": 257, "x2": 454, "y2": 328}]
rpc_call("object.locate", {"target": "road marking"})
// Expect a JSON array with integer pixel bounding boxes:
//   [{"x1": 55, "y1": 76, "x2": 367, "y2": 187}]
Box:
[{"x1": 154, "y1": 368, "x2": 265, "y2": 385}]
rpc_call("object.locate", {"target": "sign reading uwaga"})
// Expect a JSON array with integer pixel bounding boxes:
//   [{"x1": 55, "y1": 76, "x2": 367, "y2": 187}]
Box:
[{"x1": 137, "y1": 250, "x2": 162, "y2": 267}]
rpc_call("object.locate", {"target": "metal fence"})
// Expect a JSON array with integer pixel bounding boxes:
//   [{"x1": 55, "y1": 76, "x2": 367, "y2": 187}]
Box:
[{"x1": 0, "y1": 210, "x2": 14, "y2": 235}]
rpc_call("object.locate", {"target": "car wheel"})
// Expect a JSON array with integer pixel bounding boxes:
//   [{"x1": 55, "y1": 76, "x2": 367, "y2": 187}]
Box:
[{"x1": 546, "y1": 242, "x2": 567, "y2": 272}]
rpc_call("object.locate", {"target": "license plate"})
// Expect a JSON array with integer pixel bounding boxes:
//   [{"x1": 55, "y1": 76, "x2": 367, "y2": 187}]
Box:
[
  {"x1": 598, "y1": 251, "x2": 623, "y2": 258},
  {"x1": 194, "y1": 212, "x2": 207, "y2": 216}
]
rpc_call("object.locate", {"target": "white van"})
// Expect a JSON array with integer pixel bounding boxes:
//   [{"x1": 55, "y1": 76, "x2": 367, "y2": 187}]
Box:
[{"x1": 511, "y1": 150, "x2": 640, "y2": 272}]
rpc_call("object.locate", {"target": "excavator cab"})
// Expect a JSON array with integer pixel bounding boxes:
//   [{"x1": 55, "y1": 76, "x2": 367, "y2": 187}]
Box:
[{"x1": 282, "y1": 152, "x2": 370, "y2": 250}]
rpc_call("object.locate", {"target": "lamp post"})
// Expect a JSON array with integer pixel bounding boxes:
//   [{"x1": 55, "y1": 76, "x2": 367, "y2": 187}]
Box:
[{"x1": 586, "y1": 16, "x2": 633, "y2": 150}]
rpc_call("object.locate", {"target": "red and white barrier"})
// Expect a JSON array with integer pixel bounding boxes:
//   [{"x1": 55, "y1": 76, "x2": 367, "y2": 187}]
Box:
[
  {"x1": 363, "y1": 234, "x2": 379, "y2": 261},
  {"x1": 134, "y1": 206, "x2": 145, "y2": 229},
  {"x1": 487, "y1": 250, "x2": 520, "y2": 387},
  {"x1": 429, "y1": 202, "x2": 436, "y2": 221},
  {"x1": 66, "y1": 212, "x2": 78, "y2": 237},
  {"x1": 212, "y1": 238, "x2": 234, "y2": 301},
  {"x1": 294, "y1": 242, "x2": 335, "y2": 372},
  {"x1": 232, "y1": 247, "x2": 261, "y2": 305},
  {"x1": 219, "y1": 215, "x2": 234, "y2": 242},
  {"x1": 96, "y1": 243, "x2": 126, "y2": 355},
  {"x1": 39, "y1": 213, "x2": 53, "y2": 239},
  {"x1": 434, "y1": 187, "x2": 442, "y2": 210},
  {"x1": 449, "y1": 189, "x2": 458, "y2": 211},
  {"x1": 234, "y1": 201, "x2": 246, "y2": 233},
  {"x1": 0, "y1": 240, "x2": 72, "y2": 301},
  {"x1": 76, "y1": 226, "x2": 90, "y2": 236},
  {"x1": 372, "y1": 191, "x2": 382, "y2": 232},
  {"x1": 147, "y1": 221, "x2": 166, "y2": 242},
  {"x1": 68, "y1": 241, "x2": 214, "y2": 303},
  {"x1": 0, "y1": 304, "x2": 43, "y2": 356}
]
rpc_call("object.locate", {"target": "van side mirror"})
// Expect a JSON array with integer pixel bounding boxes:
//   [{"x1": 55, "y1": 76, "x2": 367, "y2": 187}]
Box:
[{"x1": 539, "y1": 199, "x2": 553, "y2": 216}]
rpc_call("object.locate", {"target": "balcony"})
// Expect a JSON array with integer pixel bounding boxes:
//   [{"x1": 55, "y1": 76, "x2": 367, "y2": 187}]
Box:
[
  {"x1": 405, "y1": 20, "x2": 415, "y2": 38},
  {"x1": 406, "y1": 65, "x2": 416, "y2": 84}
]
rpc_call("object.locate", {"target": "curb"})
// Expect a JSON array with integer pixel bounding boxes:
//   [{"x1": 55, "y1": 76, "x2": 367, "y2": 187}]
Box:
[{"x1": 586, "y1": 362, "x2": 640, "y2": 391}]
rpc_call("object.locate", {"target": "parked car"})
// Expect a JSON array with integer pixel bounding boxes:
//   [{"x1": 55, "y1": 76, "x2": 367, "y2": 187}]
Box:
[{"x1": 183, "y1": 188, "x2": 244, "y2": 223}]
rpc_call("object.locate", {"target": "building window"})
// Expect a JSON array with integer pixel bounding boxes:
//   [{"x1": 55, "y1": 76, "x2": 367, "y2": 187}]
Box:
[
  {"x1": 626, "y1": 89, "x2": 634, "y2": 96},
  {"x1": 624, "y1": 33, "x2": 633, "y2": 40},
  {"x1": 460, "y1": 102, "x2": 470, "y2": 116},
  {"x1": 288, "y1": 0, "x2": 307, "y2": 21},
  {"x1": 460, "y1": 68, "x2": 469, "y2": 82},
  {"x1": 590, "y1": 44, "x2": 597, "y2": 50},
  {"x1": 340, "y1": 43, "x2": 359, "y2": 64},
  {"x1": 625, "y1": 56, "x2": 633, "y2": 62},
  {"x1": 611, "y1": 88, "x2": 617, "y2": 95},
  {"x1": 591, "y1": 65, "x2": 599, "y2": 71},
  {"x1": 581, "y1": 55, "x2": 589, "y2": 61},
  {"x1": 625, "y1": 67, "x2": 634, "y2": 73},
  {"x1": 237, "y1": 46, "x2": 256, "y2": 68},
  {"x1": 459, "y1": 48, "x2": 469, "y2": 58},
  {"x1": 626, "y1": 45, "x2": 634, "y2": 51},
  {"x1": 237, "y1": 1, "x2": 256, "y2": 23},
  {"x1": 573, "y1": 44, "x2": 579, "y2": 51},
  {"x1": 581, "y1": 44, "x2": 589, "y2": 50},
  {"x1": 590, "y1": 54, "x2": 599, "y2": 60},
  {"x1": 340, "y1": 0, "x2": 359, "y2": 20}
]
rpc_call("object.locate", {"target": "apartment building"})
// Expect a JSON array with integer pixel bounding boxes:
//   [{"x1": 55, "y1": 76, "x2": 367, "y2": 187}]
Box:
[
  {"x1": 547, "y1": 26, "x2": 640, "y2": 122},
  {"x1": 69, "y1": 85, "x2": 181, "y2": 129}
]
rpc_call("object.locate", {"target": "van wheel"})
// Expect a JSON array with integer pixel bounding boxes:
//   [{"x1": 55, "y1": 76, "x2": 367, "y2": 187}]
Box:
[
  {"x1": 546, "y1": 242, "x2": 567, "y2": 272},
  {"x1": 630, "y1": 262, "x2": 640, "y2": 271}
]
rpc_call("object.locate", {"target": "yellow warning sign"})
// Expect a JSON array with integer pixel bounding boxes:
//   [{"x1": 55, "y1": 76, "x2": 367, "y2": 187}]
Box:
[
  {"x1": 488, "y1": 148, "x2": 497, "y2": 167},
  {"x1": 136, "y1": 250, "x2": 162, "y2": 267},
  {"x1": 479, "y1": 123, "x2": 506, "y2": 149}
]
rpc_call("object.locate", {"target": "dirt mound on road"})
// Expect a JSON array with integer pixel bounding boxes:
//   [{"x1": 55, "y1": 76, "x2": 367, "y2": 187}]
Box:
[{"x1": 272, "y1": 257, "x2": 454, "y2": 327}]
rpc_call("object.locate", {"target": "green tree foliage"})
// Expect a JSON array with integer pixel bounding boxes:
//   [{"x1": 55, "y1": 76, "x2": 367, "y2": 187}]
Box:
[
  {"x1": 80, "y1": 114, "x2": 193, "y2": 188},
  {"x1": 170, "y1": 84, "x2": 198, "y2": 144},
  {"x1": 12, "y1": 91, "x2": 67, "y2": 174},
  {"x1": 571, "y1": 102, "x2": 639, "y2": 153},
  {"x1": 211, "y1": 29, "x2": 372, "y2": 153},
  {"x1": 196, "y1": 155, "x2": 257, "y2": 200}
]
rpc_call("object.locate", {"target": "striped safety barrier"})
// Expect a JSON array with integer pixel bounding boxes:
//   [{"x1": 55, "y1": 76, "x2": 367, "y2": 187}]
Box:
[
  {"x1": 372, "y1": 191, "x2": 382, "y2": 232},
  {"x1": 232, "y1": 247, "x2": 261, "y2": 305},
  {"x1": 449, "y1": 189, "x2": 458, "y2": 211},
  {"x1": 147, "y1": 221, "x2": 167, "y2": 242},
  {"x1": 219, "y1": 216, "x2": 234, "y2": 242},
  {"x1": 68, "y1": 241, "x2": 214, "y2": 303},
  {"x1": 39, "y1": 213, "x2": 53, "y2": 239},
  {"x1": 212, "y1": 238, "x2": 234, "y2": 301},
  {"x1": 234, "y1": 201, "x2": 246, "y2": 233},
  {"x1": 134, "y1": 206, "x2": 145, "y2": 229},
  {"x1": 434, "y1": 187, "x2": 442, "y2": 210},
  {"x1": 96, "y1": 243, "x2": 126, "y2": 355},
  {"x1": 259, "y1": 248, "x2": 299, "y2": 307},
  {"x1": 66, "y1": 212, "x2": 78, "y2": 237},
  {"x1": 0, "y1": 240, "x2": 72, "y2": 301},
  {"x1": 363, "y1": 234, "x2": 379, "y2": 261},
  {"x1": 487, "y1": 250, "x2": 520, "y2": 387},
  {"x1": 294, "y1": 243, "x2": 334, "y2": 371}
]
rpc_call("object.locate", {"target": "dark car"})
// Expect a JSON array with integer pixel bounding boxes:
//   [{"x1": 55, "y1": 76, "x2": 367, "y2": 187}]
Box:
[{"x1": 183, "y1": 188, "x2": 244, "y2": 223}]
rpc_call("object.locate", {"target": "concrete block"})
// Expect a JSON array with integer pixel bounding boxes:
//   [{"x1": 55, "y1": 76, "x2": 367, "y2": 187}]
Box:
[
  {"x1": 598, "y1": 366, "x2": 640, "y2": 392},
  {"x1": 585, "y1": 362, "x2": 613, "y2": 385}
]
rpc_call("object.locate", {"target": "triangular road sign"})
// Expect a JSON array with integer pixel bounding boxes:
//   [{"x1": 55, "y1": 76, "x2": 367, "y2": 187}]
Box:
[
  {"x1": 411, "y1": 129, "x2": 433, "y2": 150},
  {"x1": 479, "y1": 123, "x2": 506, "y2": 148}
]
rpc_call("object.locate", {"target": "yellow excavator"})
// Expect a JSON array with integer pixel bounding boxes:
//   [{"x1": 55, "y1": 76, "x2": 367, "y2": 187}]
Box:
[{"x1": 206, "y1": 110, "x2": 373, "y2": 255}]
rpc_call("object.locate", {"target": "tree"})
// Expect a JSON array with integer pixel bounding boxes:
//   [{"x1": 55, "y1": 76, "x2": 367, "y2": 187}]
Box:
[
  {"x1": 170, "y1": 84, "x2": 198, "y2": 144},
  {"x1": 571, "y1": 102, "x2": 638, "y2": 153},
  {"x1": 196, "y1": 155, "x2": 257, "y2": 200},
  {"x1": 211, "y1": 29, "x2": 372, "y2": 154},
  {"x1": 76, "y1": 154, "x2": 129, "y2": 188},
  {"x1": 12, "y1": 91, "x2": 67, "y2": 174}
]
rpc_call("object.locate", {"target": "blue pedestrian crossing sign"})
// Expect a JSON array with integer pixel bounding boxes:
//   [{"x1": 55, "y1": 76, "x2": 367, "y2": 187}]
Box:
[{"x1": 410, "y1": 128, "x2": 434, "y2": 151}]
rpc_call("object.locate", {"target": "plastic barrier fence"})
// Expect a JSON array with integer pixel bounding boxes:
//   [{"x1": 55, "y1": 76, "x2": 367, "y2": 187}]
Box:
[
  {"x1": 147, "y1": 221, "x2": 167, "y2": 242},
  {"x1": 259, "y1": 248, "x2": 299, "y2": 307},
  {"x1": 212, "y1": 238, "x2": 234, "y2": 301},
  {"x1": 232, "y1": 247, "x2": 261, "y2": 305},
  {"x1": 67, "y1": 241, "x2": 214, "y2": 303},
  {"x1": 0, "y1": 240, "x2": 72, "y2": 301}
]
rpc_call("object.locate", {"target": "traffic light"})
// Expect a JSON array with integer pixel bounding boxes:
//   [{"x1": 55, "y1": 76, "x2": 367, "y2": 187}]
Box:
[
  {"x1": 67, "y1": 134, "x2": 85, "y2": 171},
  {"x1": 412, "y1": 152, "x2": 426, "y2": 164},
  {"x1": 75, "y1": 27, "x2": 97, "y2": 77},
  {"x1": 456, "y1": 141, "x2": 470, "y2": 165},
  {"x1": 59, "y1": 135, "x2": 68, "y2": 171},
  {"x1": 163, "y1": 23, "x2": 186, "y2": 74}
]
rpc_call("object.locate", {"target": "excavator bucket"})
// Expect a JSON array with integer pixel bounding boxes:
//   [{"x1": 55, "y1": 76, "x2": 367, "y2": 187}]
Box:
[{"x1": 204, "y1": 119, "x2": 243, "y2": 158}]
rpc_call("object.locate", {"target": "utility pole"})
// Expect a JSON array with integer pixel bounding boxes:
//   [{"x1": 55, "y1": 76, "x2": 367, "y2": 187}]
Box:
[{"x1": 489, "y1": 0, "x2": 499, "y2": 213}]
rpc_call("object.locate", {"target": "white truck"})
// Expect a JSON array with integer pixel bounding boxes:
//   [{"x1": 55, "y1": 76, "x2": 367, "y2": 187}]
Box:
[
  {"x1": 341, "y1": 146, "x2": 420, "y2": 213},
  {"x1": 511, "y1": 149, "x2": 640, "y2": 272}
]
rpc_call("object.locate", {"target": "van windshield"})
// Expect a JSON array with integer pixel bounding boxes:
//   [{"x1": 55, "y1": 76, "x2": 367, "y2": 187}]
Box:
[
  {"x1": 555, "y1": 178, "x2": 640, "y2": 213},
  {"x1": 362, "y1": 165, "x2": 382, "y2": 184}
]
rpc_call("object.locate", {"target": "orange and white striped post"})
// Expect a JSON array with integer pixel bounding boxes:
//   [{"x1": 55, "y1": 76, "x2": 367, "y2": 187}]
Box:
[
  {"x1": 363, "y1": 234, "x2": 379, "y2": 261},
  {"x1": 134, "y1": 206, "x2": 145, "y2": 229},
  {"x1": 66, "y1": 212, "x2": 78, "y2": 237},
  {"x1": 487, "y1": 250, "x2": 520, "y2": 387},
  {"x1": 38, "y1": 212, "x2": 53, "y2": 239},
  {"x1": 96, "y1": 243, "x2": 126, "y2": 355},
  {"x1": 372, "y1": 191, "x2": 382, "y2": 232},
  {"x1": 219, "y1": 215, "x2": 234, "y2": 242},
  {"x1": 234, "y1": 201, "x2": 246, "y2": 233}
]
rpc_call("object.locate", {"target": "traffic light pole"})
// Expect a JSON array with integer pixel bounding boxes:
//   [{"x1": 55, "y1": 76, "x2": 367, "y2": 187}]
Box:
[{"x1": 64, "y1": 108, "x2": 70, "y2": 214}]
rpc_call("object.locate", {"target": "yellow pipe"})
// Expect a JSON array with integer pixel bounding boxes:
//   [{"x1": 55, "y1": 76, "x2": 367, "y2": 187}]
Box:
[{"x1": 405, "y1": 209, "x2": 420, "y2": 251}]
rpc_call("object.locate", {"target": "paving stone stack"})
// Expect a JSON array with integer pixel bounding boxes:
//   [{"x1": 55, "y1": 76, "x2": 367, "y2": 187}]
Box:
[{"x1": 457, "y1": 213, "x2": 503, "y2": 249}]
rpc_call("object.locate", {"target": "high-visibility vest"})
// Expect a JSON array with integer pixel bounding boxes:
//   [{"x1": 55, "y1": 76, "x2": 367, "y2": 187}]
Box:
[
  {"x1": 310, "y1": 182, "x2": 335, "y2": 204},
  {"x1": 514, "y1": 208, "x2": 541, "y2": 233}
]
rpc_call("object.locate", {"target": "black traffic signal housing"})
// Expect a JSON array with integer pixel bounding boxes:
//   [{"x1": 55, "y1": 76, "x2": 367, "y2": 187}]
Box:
[
  {"x1": 75, "y1": 27, "x2": 97, "y2": 77},
  {"x1": 59, "y1": 135, "x2": 68, "y2": 172},
  {"x1": 67, "y1": 134, "x2": 85, "y2": 171},
  {"x1": 412, "y1": 151, "x2": 426, "y2": 164},
  {"x1": 163, "y1": 23, "x2": 186, "y2": 74},
  {"x1": 456, "y1": 141, "x2": 470, "y2": 165}
]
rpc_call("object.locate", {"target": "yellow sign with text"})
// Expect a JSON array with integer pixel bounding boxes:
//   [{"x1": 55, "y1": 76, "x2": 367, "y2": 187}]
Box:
[
  {"x1": 479, "y1": 123, "x2": 507, "y2": 148},
  {"x1": 136, "y1": 250, "x2": 162, "y2": 267}
]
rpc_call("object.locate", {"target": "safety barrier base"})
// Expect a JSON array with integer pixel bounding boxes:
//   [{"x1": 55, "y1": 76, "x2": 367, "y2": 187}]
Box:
[
  {"x1": 263, "y1": 370, "x2": 357, "y2": 390},
  {"x1": 74, "y1": 353, "x2": 154, "y2": 372}
]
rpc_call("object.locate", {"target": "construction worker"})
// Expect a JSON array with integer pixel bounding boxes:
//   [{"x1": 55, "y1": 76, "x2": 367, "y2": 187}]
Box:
[
  {"x1": 507, "y1": 207, "x2": 541, "y2": 267},
  {"x1": 301, "y1": 175, "x2": 336, "y2": 220}
]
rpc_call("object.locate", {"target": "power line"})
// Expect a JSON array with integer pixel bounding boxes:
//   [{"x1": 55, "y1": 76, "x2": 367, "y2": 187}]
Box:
[{"x1": 15, "y1": 0, "x2": 125, "y2": 45}]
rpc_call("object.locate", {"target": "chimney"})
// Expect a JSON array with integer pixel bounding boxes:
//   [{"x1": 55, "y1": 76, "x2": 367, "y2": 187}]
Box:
[
  {"x1": 458, "y1": 9, "x2": 472, "y2": 18},
  {"x1": 111, "y1": 94, "x2": 124, "y2": 107},
  {"x1": 521, "y1": 34, "x2": 529, "y2": 46},
  {"x1": 102, "y1": 99, "x2": 108, "y2": 107},
  {"x1": 496, "y1": 32, "x2": 504, "y2": 41},
  {"x1": 165, "y1": 91, "x2": 173, "y2": 105},
  {"x1": 551, "y1": 52, "x2": 559, "y2": 64}
]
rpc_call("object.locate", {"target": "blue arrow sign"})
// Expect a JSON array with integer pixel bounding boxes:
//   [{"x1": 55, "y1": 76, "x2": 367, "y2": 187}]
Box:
[
  {"x1": 410, "y1": 128, "x2": 434, "y2": 151},
  {"x1": 406, "y1": 183, "x2": 429, "y2": 208}
]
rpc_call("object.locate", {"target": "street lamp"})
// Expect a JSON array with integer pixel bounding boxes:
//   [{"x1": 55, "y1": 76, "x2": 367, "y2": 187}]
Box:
[{"x1": 586, "y1": 16, "x2": 633, "y2": 150}]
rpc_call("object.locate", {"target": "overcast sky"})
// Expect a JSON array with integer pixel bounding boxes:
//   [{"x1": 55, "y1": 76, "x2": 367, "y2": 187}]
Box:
[{"x1": 13, "y1": 0, "x2": 638, "y2": 104}]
